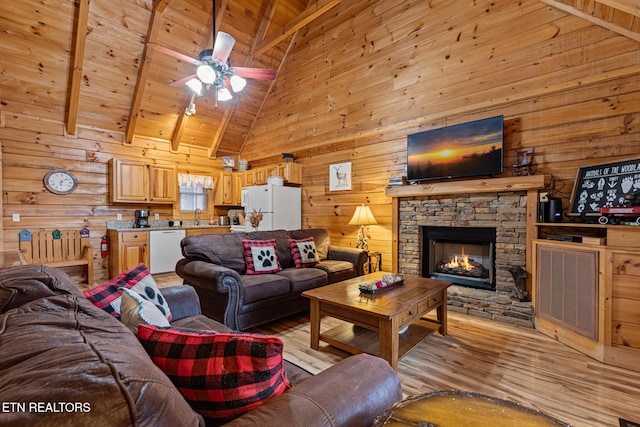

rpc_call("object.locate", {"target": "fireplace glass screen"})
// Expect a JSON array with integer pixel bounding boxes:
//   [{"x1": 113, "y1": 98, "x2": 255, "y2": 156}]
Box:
[{"x1": 423, "y1": 227, "x2": 496, "y2": 290}]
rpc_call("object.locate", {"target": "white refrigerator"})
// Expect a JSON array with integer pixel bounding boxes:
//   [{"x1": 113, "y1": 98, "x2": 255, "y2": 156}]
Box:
[{"x1": 241, "y1": 185, "x2": 301, "y2": 231}]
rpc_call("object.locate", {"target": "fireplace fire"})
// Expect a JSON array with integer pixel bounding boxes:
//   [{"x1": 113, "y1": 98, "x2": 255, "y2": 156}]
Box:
[
  {"x1": 437, "y1": 246, "x2": 490, "y2": 280},
  {"x1": 423, "y1": 227, "x2": 496, "y2": 290}
]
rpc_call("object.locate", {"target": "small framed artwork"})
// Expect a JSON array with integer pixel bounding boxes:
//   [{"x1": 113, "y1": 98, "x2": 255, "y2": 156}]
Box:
[
  {"x1": 330, "y1": 162, "x2": 351, "y2": 191},
  {"x1": 222, "y1": 156, "x2": 235, "y2": 168}
]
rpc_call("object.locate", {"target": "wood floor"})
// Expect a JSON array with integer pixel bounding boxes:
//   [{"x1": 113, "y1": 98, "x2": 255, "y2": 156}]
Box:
[{"x1": 155, "y1": 275, "x2": 640, "y2": 427}]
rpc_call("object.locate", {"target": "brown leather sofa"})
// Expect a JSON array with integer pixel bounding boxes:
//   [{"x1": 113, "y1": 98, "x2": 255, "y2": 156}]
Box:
[
  {"x1": 0, "y1": 264, "x2": 402, "y2": 426},
  {"x1": 176, "y1": 228, "x2": 367, "y2": 330}
]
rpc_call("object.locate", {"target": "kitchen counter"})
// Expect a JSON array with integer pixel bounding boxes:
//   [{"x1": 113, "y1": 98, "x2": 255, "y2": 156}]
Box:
[{"x1": 106, "y1": 220, "x2": 232, "y2": 232}]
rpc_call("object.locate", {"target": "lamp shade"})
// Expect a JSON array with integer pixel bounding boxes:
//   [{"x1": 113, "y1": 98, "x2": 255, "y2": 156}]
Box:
[{"x1": 349, "y1": 204, "x2": 377, "y2": 226}]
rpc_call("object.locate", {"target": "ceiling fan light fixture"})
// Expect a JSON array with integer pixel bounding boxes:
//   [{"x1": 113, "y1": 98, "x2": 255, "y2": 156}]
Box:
[
  {"x1": 217, "y1": 87, "x2": 233, "y2": 101},
  {"x1": 186, "y1": 78, "x2": 203, "y2": 95},
  {"x1": 185, "y1": 101, "x2": 196, "y2": 116},
  {"x1": 230, "y1": 75, "x2": 246, "y2": 92},
  {"x1": 196, "y1": 64, "x2": 216, "y2": 84}
]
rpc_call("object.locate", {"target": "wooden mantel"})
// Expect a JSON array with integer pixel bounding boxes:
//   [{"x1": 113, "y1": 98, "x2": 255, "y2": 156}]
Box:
[
  {"x1": 387, "y1": 174, "x2": 552, "y2": 292},
  {"x1": 385, "y1": 175, "x2": 551, "y2": 198}
]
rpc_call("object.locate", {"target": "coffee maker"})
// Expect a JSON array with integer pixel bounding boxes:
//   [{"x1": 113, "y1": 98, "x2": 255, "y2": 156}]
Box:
[{"x1": 134, "y1": 209, "x2": 150, "y2": 228}]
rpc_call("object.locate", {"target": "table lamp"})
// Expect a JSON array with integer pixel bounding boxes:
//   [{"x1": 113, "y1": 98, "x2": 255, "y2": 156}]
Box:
[{"x1": 349, "y1": 203, "x2": 378, "y2": 251}]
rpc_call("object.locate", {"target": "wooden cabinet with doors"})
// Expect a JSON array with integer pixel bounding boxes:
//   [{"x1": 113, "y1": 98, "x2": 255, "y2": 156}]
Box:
[
  {"x1": 269, "y1": 162, "x2": 302, "y2": 184},
  {"x1": 532, "y1": 224, "x2": 640, "y2": 373},
  {"x1": 234, "y1": 171, "x2": 251, "y2": 206},
  {"x1": 214, "y1": 171, "x2": 235, "y2": 206},
  {"x1": 149, "y1": 164, "x2": 177, "y2": 202},
  {"x1": 108, "y1": 229, "x2": 149, "y2": 276},
  {"x1": 109, "y1": 159, "x2": 176, "y2": 204},
  {"x1": 251, "y1": 167, "x2": 268, "y2": 185}
]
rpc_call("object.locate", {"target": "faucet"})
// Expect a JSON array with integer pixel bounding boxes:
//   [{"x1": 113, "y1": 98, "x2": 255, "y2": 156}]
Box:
[{"x1": 194, "y1": 208, "x2": 201, "y2": 226}]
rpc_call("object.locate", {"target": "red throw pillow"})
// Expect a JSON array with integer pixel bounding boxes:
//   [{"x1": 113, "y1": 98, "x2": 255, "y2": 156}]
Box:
[
  {"x1": 83, "y1": 263, "x2": 172, "y2": 321},
  {"x1": 288, "y1": 237, "x2": 320, "y2": 268},
  {"x1": 137, "y1": 325, "x2": 290, "y2": 423},
  {"x1": 242, "y1": 239, "x2": 281, "y2": 274}
]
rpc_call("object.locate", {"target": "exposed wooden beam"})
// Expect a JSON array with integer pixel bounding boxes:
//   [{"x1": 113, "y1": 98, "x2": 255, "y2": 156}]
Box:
[
  {"x1": 125, "y1": 0, "x2": 170, "y2": 144},
  {"x1": 171, "y1": 111, "x2": 189, "y2": 152},
  {"x1": 65, "y1": 0, "x2": 90, "y2": 135},
  {"x1": 253, "y1": 0, "x2": 343, "y2": 58},
  {"x1": 541, "y1": 0, "x2": 640, "y2": 42}
]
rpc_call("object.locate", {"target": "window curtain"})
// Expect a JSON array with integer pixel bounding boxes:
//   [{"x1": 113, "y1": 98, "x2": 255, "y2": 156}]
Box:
[{"x1": 178, "y1": 173, "x2": 213, "y2": 188}]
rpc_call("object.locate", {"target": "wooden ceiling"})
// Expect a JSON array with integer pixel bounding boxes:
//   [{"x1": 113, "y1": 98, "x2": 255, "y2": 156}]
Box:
[
  {"x1": 1, "y1": 0, "x2": 637, "y2": 159},
  {"x1": 1, "y1": 0, "x2": 340, "y2": 158}
]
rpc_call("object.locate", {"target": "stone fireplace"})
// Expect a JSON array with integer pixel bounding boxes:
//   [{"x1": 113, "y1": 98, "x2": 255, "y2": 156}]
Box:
[{"x1": 397, "y1": 191, "x2": 535, "y2": 328}]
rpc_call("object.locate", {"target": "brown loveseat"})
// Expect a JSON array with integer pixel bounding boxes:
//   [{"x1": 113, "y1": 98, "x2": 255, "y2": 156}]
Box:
[
  {"x1": 176, "y1": 228, "x2": 367, "y2": 330},
  {"x1": 0, "y1": 264, "x2": 402, "y2": 426}
]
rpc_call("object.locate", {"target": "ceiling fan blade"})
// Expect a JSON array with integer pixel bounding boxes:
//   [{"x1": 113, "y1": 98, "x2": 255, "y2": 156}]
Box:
[
  {"x1": 212, "y1": 32, "x2": 235, "y2": 63},
  {"x1": 170, "y1": 73, "x2": 197, "y2": 87},
  {"x1": 233, "y1": 67, "x2": 277, "y2": 81},
  {"x1": 147, "y1": 42, "x2": 200, "y2": 66}
]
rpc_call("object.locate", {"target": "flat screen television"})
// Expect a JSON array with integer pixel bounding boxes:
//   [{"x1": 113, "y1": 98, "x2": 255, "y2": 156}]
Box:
[{"x1": 407, "y1": 115, "x2": 504, "y2": 183}]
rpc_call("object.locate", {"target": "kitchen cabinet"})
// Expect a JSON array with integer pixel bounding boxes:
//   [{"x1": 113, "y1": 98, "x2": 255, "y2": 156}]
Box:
[
  {"x1": 269, "y1": 162, "x2": 302, "y2": 184},
  {"x1": 109, "y1": 159, "x2": 176, "y2": 204},
  {"x1": 251, "y1": 167, "x2": 268, "y2": 185},
  {"x1": 108, "y1": 230, "x2": 149, "y2": 276},
  {"x1": 234, "y1": 171, "x2": 250, "y2": 205},
  {"x1": 214, "y1": 171, "x2": 235, "y2": 205}
]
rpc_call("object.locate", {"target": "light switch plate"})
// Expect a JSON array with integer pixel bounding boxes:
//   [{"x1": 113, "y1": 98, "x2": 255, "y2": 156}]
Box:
[
  {"x1": 155, "y1": 213, "x2": 160, "y2": 220},
  {"x1": 117, "y1": 213, "x2": 122, "y2": 220},
  {"x1": 12, "y1": 214, "x2": 20, "y2": 222}
]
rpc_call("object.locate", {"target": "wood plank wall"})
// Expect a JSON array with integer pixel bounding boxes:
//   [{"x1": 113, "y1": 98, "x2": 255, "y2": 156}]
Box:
[
  {"x1": 0, "y1": 0, "x2": 226, "y2": 283},
  {"x1": 242, "y1": 0, "x2": 640, "y2": 271},
  {"x1": 0, "y1": 120, "x2": 223, "y2": 283}
]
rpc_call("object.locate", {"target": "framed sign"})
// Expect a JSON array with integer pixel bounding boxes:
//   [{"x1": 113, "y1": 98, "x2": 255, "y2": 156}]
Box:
[
  {"x1": 329, "y1": 162, "x2": 351, "y2": 191},
  {"x1": 569, "y1": 156, "x2": 640, "y2": 216}
]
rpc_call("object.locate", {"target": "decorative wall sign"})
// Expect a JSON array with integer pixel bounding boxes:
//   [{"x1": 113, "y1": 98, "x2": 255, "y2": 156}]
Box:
[
  {"x1": 330, "y1": 162, "x2": 351, "y2": 191},
  {"x1": 569, "y1": 156, "x2": 640, "y2": 216}
]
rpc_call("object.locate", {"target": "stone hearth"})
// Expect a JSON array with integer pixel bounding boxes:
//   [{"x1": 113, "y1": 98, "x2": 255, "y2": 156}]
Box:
[{"x1": 398, "y1": 192, "x2": 535, "y2": 328}]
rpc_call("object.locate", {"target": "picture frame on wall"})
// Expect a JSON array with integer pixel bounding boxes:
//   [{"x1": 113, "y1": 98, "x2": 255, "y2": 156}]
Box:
[{"x1": 330, "y1": 162, "x2": 352, "y2": 191}]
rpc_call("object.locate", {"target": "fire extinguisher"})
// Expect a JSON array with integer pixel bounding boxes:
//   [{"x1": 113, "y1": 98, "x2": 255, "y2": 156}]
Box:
[{"x1": 101, "y1": 235, "x2": 109, "y2": 257}]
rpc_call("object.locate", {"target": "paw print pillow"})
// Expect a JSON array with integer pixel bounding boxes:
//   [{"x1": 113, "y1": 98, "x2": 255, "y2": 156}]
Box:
[
  {"x1": 242, "y1": 239, "x2": 282, "y2": 275},
  {"x1": 289, "y1": 237, "x2": 320, "y2": 268}
]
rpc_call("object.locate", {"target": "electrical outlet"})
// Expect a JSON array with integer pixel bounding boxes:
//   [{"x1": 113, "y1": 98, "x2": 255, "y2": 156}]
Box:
[
  {"x1": 155, "y1": 213, "x2": 160, "y2": 220},
  {"x1": 12, "y1": 214, "x2": 20, "y2": 222},
  {"x1": 117, "y1": 213, "x2": 122, "y2": 220},
  {"x1": 539, "y1": 192, "x2": 549, "y2": 203}
]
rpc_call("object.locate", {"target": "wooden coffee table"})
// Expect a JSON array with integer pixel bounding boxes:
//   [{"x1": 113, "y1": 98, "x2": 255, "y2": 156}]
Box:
[{"x1": 302, "y1": 271, "x2": 451, "y2": 370}]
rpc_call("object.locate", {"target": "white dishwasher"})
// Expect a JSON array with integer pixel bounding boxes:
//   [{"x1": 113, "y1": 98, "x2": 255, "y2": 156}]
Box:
[{"x1": 149, "y1": 229, "x2": 186, "y2": 274}]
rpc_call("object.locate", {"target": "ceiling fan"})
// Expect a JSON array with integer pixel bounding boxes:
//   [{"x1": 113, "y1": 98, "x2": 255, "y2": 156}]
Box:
[{"x1": 148, "y1": 0, "x2": 276, "y2": 110}]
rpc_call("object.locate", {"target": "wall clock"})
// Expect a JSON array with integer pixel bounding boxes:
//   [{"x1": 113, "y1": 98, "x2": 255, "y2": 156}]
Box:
[{"x1": 44, "y1": 170, "x2": 78, "y2": 195}]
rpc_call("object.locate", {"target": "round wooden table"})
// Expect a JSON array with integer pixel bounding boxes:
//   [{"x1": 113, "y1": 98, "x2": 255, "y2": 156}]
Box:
[{"x1": 373, "y1": 390, "x2": 570, "y2": 427}]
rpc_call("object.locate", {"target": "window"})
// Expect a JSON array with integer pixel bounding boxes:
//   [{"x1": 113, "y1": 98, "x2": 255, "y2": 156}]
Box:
[{"x1": 178, "y1": 174, "x2": 213, "y2": 212}]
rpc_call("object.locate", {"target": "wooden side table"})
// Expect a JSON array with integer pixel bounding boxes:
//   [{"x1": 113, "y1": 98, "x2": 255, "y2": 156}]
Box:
[{"x1": 366, "y1": 251, "x2": 382, "y2": 273}]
